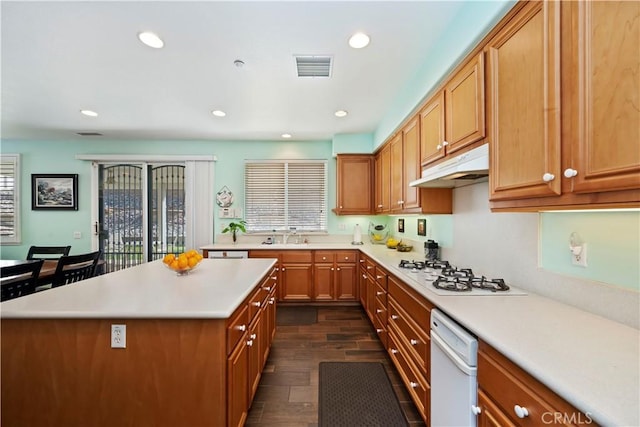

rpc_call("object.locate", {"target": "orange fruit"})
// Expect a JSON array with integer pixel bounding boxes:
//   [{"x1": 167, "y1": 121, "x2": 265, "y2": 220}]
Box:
[
  {"x1": 188, "y1": 257, "x2": 198, "y2": 268},
  {"x1": 177, "y1": 257, "x2": 188, "y2": 269},
  {"x1": 170, "y1": 260, "x2": 180, "y2": 270},
  {"x1": 163, "y1": 254, "x2": 175, "y2": 264},
  {"x1": 187, "y1": 249, "x2": 198, "y2": 258}
]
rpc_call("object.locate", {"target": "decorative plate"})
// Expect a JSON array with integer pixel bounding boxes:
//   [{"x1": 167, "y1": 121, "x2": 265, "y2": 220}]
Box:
[{"x1": 216, "y1": 186, "x2": 234, "y2": 207}]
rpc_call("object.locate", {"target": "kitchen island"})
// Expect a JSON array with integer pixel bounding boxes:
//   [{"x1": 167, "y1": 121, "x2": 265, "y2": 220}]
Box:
[
  {"x1": 204, "y1": 242, "x2": 640, "y2": 426},
  {"x1": 1, "y1": 258, "x2": 277, "y2": 427}
]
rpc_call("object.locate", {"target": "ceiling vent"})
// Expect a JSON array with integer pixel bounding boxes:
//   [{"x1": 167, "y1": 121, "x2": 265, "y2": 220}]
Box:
[
  {"x1": 76, "y1": 132, "x2": 103, "y2": 136},
  {"x1": 295, "y1": 55, "x2": 332, "y2": 78}
]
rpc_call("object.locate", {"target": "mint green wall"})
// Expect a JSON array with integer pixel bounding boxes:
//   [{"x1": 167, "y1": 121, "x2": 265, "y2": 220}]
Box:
[
  {"x1": 540, "y1": 211, "x2": 640, "y2": 291},
  {"x1": 0, "y1": 138, "x2": 384, "y2": 259},
  {"x1": 373, "y1": 0, "x2": 516, "y2": 148},
  {"x1": 332, "y1": 133, "x2": 374, "y2": 155}
]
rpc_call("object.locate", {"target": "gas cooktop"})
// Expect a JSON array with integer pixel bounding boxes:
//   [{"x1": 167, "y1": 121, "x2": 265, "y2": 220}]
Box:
[{"x1": 398, "y1": 259, "x2": 527, "y2": 296}]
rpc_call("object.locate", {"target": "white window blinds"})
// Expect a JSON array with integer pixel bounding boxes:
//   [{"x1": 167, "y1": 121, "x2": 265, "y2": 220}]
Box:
[
  {"x1": 245, "y1": 160, "x2": 327, "y2": 232},
  {"x1": 0, "y1": 154, "x2": 20, "y2": 244}
]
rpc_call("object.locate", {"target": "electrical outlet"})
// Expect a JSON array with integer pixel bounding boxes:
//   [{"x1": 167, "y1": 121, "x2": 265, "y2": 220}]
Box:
[
  {"x1": 571, "y1": 244, "x2": 588, "y2": 268},
  {"x1": 73, "y1": 231, "x2": 82, "y2": 239},
  {"x1": 111, "y1": 324, "x2": 126, "y2": 348}
]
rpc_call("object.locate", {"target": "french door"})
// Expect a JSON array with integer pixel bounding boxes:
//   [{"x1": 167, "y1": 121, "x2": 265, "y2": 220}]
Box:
[{"x1": 96, "y1": 163, "x2": 186, "y2": 273}]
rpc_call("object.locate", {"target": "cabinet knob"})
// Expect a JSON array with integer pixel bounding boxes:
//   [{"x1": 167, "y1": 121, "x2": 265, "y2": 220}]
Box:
[
  {"x1": 564, "y1": 168, "x2": 578, "y2": 178},
  {"x1": 437, "y1": 144, "x2": 442, "y2": 150},
  {"x1": 376, "y1": 328, "x2": 383, "y2": 333},
  {"x1": 391, "y1": 348, "x2": 399, "y2": 354},
  {"x1": 367, "y1": 266, "x2": 373, "y2": 270},
  {"x1": 410, "y1": 381, "x2": 419, "y2": 389},
  {"x1": 360, "y1": 259, "x2": 364, "y2": 263},
  {"x1": 246, "y1": 340, "x2": 253, "y2": 347},
  {"x1": 514, "y1": 405, "x2": 529, "y2": 419},
  {"x1": 442, "y1": 140, "x2": 449, "y2": 146},
  {"x1": 377, "y1": 204, "x2": 383, "y2": 208},
  {"x1": 362, "y1": 274, "x2": 367, "y2": 279},
  {"x1": 376, "y1": 275, "x2": 383, "y2": 279},
  {"x1": 263, "y1": 286, "x2": 272, "y2": 291},
  {"x1": 344, "y1": 256, "x2": 349, "y2": 260},
  {"x1": 376, "y1": 291, "x2": 383, "y2": 296},
  {"x1": 410, "y1": 339, "x2": 419, "y2": 346},
  {"x1": 282, "y1": 267, "x2": 286, "y2": 271},
  {"x1": 471, "y1": 405, "x2": 482, "y2": 415},
  {"x1": 322, "y1": 256, "x2": 327, "y2": 260},
  {"x1": 339, "y1": 206, "x2": 343, "y2": 209},
  {"x1": 250, "y1": 333, "x2": 257, "y2": 340},
  {"x1": 331, "y1": 267, "x2": 334, "y2": 271},
  {"x1": 397, "y1": 200, "x2": 404, "y2": 205},
  {"x1": 391, "y1": 314, "x2": 399, "y2": 320},
  {"x1": 337, "y1": 267, "x2": 341, "y2": 271},
  {"x1": 252, "y1": 301, "x2": 261, "y2": 307},
  {"x1": 271, "y1": 276, "x2": 277, "y2": 280},
  {"x1": 236, "y1": 324, "x2": 246, "y2": 332},
  {"x1": 542, "y1": 173, "x2": 555, "y2": 182},
  {"x1": 269, "y1": 299, "x2": 275, "y2": 304},
  {"x1": 376, "y1": 309, "x2": 383, "y2": 314}
]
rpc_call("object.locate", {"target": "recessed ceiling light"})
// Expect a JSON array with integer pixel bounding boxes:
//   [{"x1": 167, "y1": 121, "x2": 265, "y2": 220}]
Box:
[
  {"x1": 80, "y1": 109, "x2": 98, "y2": 117},
  {"x1": 138, "y1": 31, "x2": 164, "y2": 49},
  {"x1": 281, "y1": 133, "x2": 292, "y2": 139},
  {"x1": 334, "y1": 110, "x2": 348, "y2": 118},
  {"x1": 211, "y1": 110, "x2": 226, "y2": 117},
  {"x1": 349, "y1": 32, "x2": 370, "y2": 49}
]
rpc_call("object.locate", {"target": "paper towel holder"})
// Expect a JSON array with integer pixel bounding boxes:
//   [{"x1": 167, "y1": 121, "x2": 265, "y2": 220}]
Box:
[{"x1": 351, "y1": 223, "x2": 364, "y2": 245}]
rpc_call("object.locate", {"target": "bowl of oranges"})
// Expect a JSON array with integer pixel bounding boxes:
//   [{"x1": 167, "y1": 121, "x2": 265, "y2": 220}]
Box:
[{"x1": 163, "y1": 250, "x2": 204, "y2": 275}]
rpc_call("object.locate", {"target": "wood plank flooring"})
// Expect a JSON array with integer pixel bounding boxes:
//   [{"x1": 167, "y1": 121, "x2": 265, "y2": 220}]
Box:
[{"x1": 246, "y1": 305, "x2": 427, "y2": 427}]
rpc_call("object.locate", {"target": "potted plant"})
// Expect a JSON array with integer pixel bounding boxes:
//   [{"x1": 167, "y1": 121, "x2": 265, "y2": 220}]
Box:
[{"x1": 222, "y1": 220, "x2": 247, "y2": 243}]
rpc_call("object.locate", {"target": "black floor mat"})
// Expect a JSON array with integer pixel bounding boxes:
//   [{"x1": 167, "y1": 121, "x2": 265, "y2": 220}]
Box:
[
  {"x1": 276, "y1": 306, "x2": 317, "y2": 325},
  {"x1": 318, "y1": 361, "x2": 408, "y2": 427}
]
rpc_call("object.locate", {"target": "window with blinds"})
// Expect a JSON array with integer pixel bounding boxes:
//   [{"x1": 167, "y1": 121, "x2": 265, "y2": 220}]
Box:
[
  {"x1": 0, "y1": 154, "x2": 20, "y2": 244},
  {"x1": 244, "y1": 160, "x2": 327, "y2": 232}
]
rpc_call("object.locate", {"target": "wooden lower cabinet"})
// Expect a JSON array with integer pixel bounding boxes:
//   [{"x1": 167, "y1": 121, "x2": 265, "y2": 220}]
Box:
[
  {"x1": 228, "y1": 333, "x2": 250, "y2": 427},
  {"x1": 478, "y1": 341, "x2": 595, "y2": 426},
  {"x1": 280, "y1": 251, "x2": 313, "y2": 301}
]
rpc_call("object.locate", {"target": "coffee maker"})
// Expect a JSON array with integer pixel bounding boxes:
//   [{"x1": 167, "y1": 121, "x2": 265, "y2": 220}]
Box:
[{"x1": 424, "y1": 240, "x2": 440, "y2": 261}]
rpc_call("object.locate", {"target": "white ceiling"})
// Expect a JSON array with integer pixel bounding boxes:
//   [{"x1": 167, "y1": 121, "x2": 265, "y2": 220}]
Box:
[{"x1": 1, "y1": 1, "x2": 470, "y2": 142}]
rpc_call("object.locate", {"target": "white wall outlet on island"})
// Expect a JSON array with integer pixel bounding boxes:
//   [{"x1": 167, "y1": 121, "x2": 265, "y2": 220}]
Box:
[{"x1": 111, "y1": 324, "x2": 126, "y2": 348}]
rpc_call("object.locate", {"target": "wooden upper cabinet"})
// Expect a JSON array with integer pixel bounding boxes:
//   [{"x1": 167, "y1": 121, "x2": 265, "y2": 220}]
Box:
[
  {"x1": 487, "y1": 0, "x2": 562, "y2": 202},
  {"x1": 389, "y1": 133, "x2": 404, "y2": 212},
  {"x1": 420, "y1": 53, "x2": 486, "y2": 168},
  {"x1": 567, "y1": 0, "x2": 640, "y2": 194},
  {"x1": 445, "y1": 51, "x2": 486, "y2": 155},
  {"x1": 334, "y1": 154, "x2": 373, "y2": 215},
  {"x1": 420, "y1": 92, "x2": 446, "y2": 166},
  {"x1": 375, "y1": 145, "x2": 391, "y2": 213},
  {"x1": 402, "y1": 116, "x2": 421, "y2": 211}
]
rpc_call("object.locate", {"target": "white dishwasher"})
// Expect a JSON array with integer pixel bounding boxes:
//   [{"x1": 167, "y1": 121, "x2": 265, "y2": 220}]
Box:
[{"x1": 430, "y1": 309, "x2": 478, "y2": 427}]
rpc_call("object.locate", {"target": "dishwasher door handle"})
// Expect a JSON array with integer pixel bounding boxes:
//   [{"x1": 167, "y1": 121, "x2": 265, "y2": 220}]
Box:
[{"x1": 431, "y1": 331, "x2": 477, "y2": 376}]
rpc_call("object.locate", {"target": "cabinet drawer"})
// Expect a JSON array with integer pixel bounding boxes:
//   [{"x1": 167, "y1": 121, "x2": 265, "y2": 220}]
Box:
[
  {"x1": 478, "y1": 343, "x2": 592, "y2": 426},
  {"x1": 364, "y1": 258, "x2": 376, "y2": 274},
  {"x1": 388, "y1": 332, "x2": 429, "y2": 419},
  {"x1": 248, "y1": 250, "x2": 280, "y2": 259},
  {"x1": 375, "y1": 295, "x2": 387, "y2": 326},
  {"x1": 248, "y1": 287, "x2": 263, "y2": 321},
  {"x1": 314, "y1": 251, "x2": 333, "y2": 263},
  {"x1": 388, "y1": 275, "x2": 431, "y2": 331},
  {"x1": 374, "y1": 282, "x2": 387, "y2": 305},
  {"x1": 227, "y1": 304, "x2": 249, "y2": 354},
  {"x1": 281, "y1": 250, "x2": 312, "y2": 263},
  {"x1": 388, "y1": 298, "x2": 429, "y2": 374},
  {"x1": 374, "y1": 265, "x2": 388, "y2": 289},
  {"x1": 335, "y1": 251, "x2": 357, "y2": 263}
]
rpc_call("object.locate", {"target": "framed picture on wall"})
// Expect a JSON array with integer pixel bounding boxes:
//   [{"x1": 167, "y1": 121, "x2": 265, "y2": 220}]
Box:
[
  {"x1": 31, "y1": 174, "x2": 78, "y2": 210},
  {"x1": 417, "y1": 219, "x2": 426, "y2": 236},
  {"x1": 398, "y1": 218, "x2": 405, "y2": 233}
]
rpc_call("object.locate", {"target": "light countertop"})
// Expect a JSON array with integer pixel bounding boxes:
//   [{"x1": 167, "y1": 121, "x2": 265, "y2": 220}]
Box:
[
  {"x1": 203, "y1": 242, "x2": 640, "y2": 426},
  {"x1": 0, "y1": 258, "x2": 276, "y2": 319}
]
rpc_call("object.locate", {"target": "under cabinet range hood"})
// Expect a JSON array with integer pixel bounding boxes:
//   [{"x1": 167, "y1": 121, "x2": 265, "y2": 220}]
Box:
[{"x1": 410, "y1": 143, "x2": 489, "y2": 188}]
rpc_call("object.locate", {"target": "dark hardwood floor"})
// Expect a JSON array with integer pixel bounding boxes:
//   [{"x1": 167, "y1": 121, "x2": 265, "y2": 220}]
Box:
[{"x1": 246, "y1": 305, "x2": 427, "y2": 427}]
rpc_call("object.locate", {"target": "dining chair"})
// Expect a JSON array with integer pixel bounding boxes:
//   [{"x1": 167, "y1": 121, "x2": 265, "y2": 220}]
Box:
[
  {"x1": 26, "y1": 245, "x2": 71, "y2": 260},
  {"x1": 51, "y1": 251, "x2": 101, "y2": 288},
  {"x1": 1, "y1": 259, "x2": 45, "y2": 302}
]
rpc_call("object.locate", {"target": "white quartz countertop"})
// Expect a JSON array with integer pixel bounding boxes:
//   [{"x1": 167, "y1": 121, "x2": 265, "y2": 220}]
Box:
[
  {"x1": 205, "y1": 242, "x2": 639, "y2": 426},
  {"x1": 0, "y1": 258, "x2": 276, "y2": 319}
]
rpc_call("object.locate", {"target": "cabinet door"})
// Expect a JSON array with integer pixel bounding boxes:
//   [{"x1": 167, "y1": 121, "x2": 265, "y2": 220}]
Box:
[
  {"x1": 477, "y1": 390, "x2": 516, "y2": 427},
  {"x1": 390, "y1": 133, "x2": 404, "y2": 212},
  {"x1": 445, "y1": 52, "x2": 486, "y2": 154},
  {"x1": 227, "y1": 337, "x2": 249, "y2": 427},
  {"x1": 247, "y1": 316, "x2": 263, "y2": 402},
  {"x1": 487, "y1": 1, "x2": 561, "y2": 201},
  {"x1": 567, "y1": 0, "x2": 640, "y2": 194},
  {"x1": 402, "y1": 116, "x2": 421, "y2": 210},
  {"x1": 380, "y1": 144, "x2": 391, "y2": 213},
  {"x1": 335, "y1": 155, "x2": 373, "y2": 214},
  {"x1": 358, "y1": 264, "x2": 367, "y2": 307},
  {"x1": 336, "y1": 263, "x2": 357, "y2": 301},
  {"x1": 280, "y1": 264, "x2": 313, "y2": 301},
  {"x1": 420, "y1": 92, "x2": 446, "y2": 166},
  {"x1": 313, "y1": 264, "x2": 334, "y2": 301}
]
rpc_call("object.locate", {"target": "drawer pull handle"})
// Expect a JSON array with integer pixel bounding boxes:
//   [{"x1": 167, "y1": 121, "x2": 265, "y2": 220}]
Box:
[
  {"x1": 410, "y1": 339, "x2": 419, "y2": 346},
  {"x1": 263, "y1": 286, "x2": 271, "y2": 291},
  {"x1": 376, "y1": 309, "x2": 383, "y2": 314},
  {"x1": 252, "y1": 302, "x2": 261, "y2": 307},
  {"x1": 376, "y1": 275, "x2": 383, "y2": 279},
  {"x1": 514, "y1": 405, "x2": 529, "y2": 419},
  {"x1": 471, "y1": 405, "x2": 482, "y2": 415},
  {"x1": 367, "y1": 266, "x2": 373, "y2": 270},
  {"x1": 236, "y1": 324, "x2": 246, "y2": 332},
  {"x1": 410, "y1": 381, "x2": 419, "y2": 388},
  {"x1": 250, "y1": 333, "x2": 257, "y2": 340},
  {"x1": 391, "y1": 314, "x2": 399, "y2": 320},
  {"x1": 376, "y1": 328, "x2": 383, "y2": 333},
  {"x1": 271, "y1": 276, "x2": 277, "y2": 280},
  {"x1": 376, "y1": 291, "x2": 384, "y2": 296},
  {"x1": 391, "y1": 348, "x2": 398, "y2": 354}
]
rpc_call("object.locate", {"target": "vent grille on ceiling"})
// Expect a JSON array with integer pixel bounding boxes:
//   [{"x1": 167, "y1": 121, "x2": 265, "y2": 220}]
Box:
[
  {"x1": 295, "y1": 55, "x2": 332, "y2": 78},
  {"x1": 77, "y1": 132, "x2": 103, "y2": 136}
]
